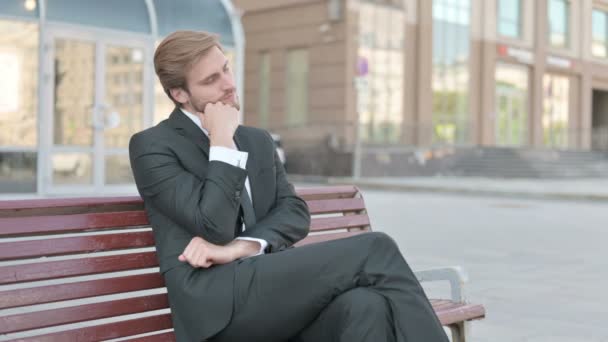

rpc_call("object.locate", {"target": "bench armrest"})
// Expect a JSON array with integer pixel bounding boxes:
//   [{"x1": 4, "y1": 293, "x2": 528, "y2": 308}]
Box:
[{"x1": 414, "y1": 266, "x2": 468, "y2": 303}]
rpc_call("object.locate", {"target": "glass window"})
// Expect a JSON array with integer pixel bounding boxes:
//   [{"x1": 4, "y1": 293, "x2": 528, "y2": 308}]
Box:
[
  {"x1": 51, "y1": 152, "x2": 92, "y2": 185},
  {"x1": 495, "y1": 63, "x2": 529, "y2": 146},
  {"x1": 592, "y1": 9, "x2": 608, "y2": 58},
  {"x1": 0, "y1": 20, "x2": 39, "y2": 194},
  {"x1": 432, "y1": 0, "x2": 471, "y2": 145},
  {"x1": 47, "y1": 0, "x2": 150, "y2": 33},
  {"x1": 105, "y1": 154, "x2": 134, "y2": 184},
  {"x1": 258, "y1": 52, "x2": 271, "y2": 129},
  {"x1": 497, "y1": 0, "x2": 522, "y2": 38},
  {"x1": 357, "y1": 2, "x2": 405, "y2": 144},
  {"x1": 548, "y1": 0, "x2": 570, "y2": 48},
  {"x1": 286, "y1": 49, "x2": 309, "y2": 127},
  {"x1": 153, "y1": 0, "x2": 234, "y2": 46},
  {"x1": 104, "y1": 46, "x2": 144, "y2": 149},
  {"x1": 0, "y1": 21, "x2": 38, "y2": 148},
  {"x1": 153, "y1": 77, "x2": 174, "y2": 125},
  {"x1": 0, "y1": 0, "x2": 39, "y2": 19},
  {"x1": 0, "y1": 152, "x2": 37, "y2": 193},
  {"x1": 53, "y1": 38, "x2": 95, "y2": 147},
  {"x1": 543, "y1": 74, "x2": 570, "y2": 148}
]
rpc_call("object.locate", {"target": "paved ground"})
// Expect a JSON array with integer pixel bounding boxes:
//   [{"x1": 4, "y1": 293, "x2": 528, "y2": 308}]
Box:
[{"x1": 355, "y1": 187, "x2": 608, "y2": 342}]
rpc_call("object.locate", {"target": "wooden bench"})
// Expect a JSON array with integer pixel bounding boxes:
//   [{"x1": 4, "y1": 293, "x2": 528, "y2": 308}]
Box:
[{"x1": 0, "y1": 186, "x2": 485, "y2": 341}]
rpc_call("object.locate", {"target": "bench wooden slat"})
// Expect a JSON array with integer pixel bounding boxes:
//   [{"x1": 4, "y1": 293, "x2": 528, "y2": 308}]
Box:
[
  {"x1": 0, "y1": 251, "x2": 158, "y2": 285},
  {"x1": 430, "y1": 299, "x2": 460, "y2": 310},
  {"x1": 12, "y1": 313, "x2": 173, "y2": 342},
  {"x1": 0, "y1": 294, "x2": 168, "y2": 334},
  {"x1": 296, "y1": 231, "x2": 368, "y2": 247},
  {"x1": 0, "y1": 231, "x2": 155, "y2": 261},
  {"x1": 0, "y1": 186, "x2": 358, "y2": 214},
  {"x1": 0, "y1": 211, "x2": 149, "y2": 237},
  {"x1": 306, "y1": 198, "x2": 366, "y2": 215},
  {"x1": 0, "y1": 273, "x2": 165, "y2": 309},
  {"x1": 126, "y1": 331, "x2": 176, "y2": 342},
  {"x1": 433, "y1": 301, "x2": 486, "y2": 325},
  {"x1": 0, "y1": 197, "x2": 143, "y2": 211},
  {"x1": 296, "y1": 186, "x2": 358, "y2": 200},
  {"x1": 310, "y1": 214, "x2": 370, "y2": 232}
]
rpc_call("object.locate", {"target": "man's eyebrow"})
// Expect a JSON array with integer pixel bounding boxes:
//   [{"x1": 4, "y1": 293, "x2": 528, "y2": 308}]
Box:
[{"x1": 199, "y1": 60, "x2": 229, "y2": 83}]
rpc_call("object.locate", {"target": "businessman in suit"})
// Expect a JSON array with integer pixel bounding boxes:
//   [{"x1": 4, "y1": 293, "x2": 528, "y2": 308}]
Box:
[{"x1": 129, "y1": 30, "x2": 448, "y2": 342}]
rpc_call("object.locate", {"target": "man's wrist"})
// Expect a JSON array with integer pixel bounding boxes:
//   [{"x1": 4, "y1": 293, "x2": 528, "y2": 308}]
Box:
[
  {"x1": 229, "y1": 240, "x2": 261, "y2": 259},
  {"x1": 210, "y1": 134, "x2": 234, "y2": 148}
]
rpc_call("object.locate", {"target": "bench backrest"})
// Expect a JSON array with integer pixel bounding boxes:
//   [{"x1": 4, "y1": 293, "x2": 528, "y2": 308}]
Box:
[{"x1": 0, "y1": 186, "x2": 370, "y2": 341}]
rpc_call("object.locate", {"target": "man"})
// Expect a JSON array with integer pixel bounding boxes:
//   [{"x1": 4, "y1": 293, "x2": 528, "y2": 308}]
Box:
[{"x1": 129, "y1": 30, "x2": 448, "y2": 342}]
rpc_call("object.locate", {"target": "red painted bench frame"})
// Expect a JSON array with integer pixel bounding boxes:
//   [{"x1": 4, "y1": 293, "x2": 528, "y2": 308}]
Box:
[{"x1": 0, "y1": 186, "x2": 484, "y2": 341}]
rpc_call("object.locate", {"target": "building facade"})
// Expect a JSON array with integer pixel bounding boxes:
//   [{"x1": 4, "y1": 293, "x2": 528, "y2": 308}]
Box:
[
  {"x1": 0, "y1": 0, "x2": 244, "y2": 197},
  {"x1": 235, "y1": 0, "x2": 608, "y2": 176}
]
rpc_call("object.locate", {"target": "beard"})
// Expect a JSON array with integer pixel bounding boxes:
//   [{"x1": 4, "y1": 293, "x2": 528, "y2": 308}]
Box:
[{"x1": 191, "y1": 92, "x2": 240, "y2": 113}]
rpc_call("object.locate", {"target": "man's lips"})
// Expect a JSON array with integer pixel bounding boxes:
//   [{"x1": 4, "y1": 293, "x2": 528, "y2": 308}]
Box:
[{"x1": 221, "y1": 93, "x2": 235, "y2": 102}]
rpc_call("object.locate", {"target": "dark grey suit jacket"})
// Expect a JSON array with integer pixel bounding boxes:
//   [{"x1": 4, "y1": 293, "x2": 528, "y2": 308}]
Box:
[{"x1": 129, "y1": 108, "x2": 310, "y2": 341}]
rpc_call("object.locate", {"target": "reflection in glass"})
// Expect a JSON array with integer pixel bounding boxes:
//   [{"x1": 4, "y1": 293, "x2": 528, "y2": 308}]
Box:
[
  {"x1": 0, "y1": 21, "x2": 38, "y2": 148},
  {"x1": 0, "y1": 152, "x2": 37, "y2": 193},
  {"x1": 432, "y1": 0, "x2": 470, "y2": 144},
  {"x1": 357, "y1": 1, "x2": 405, "y2": 144},
  {"x1": 497, "y1": 0, "x2": 522, "y2": 38},
  {"x1": 495, "y1": 63, "x2": 529, "y2": 146},
  {"x1": 543, "y1": 74, "x2": 570, "y2": 148},
  {"x1": 53, "y1": 39, "x2": 95, "y2": 146},
  {"x1": 548, "y1": 0, "x2": 570, "y2": 48},
  {"x1": 104, "y1": 46, "x2": 144, "y2": 149},
  {"x1": 592, "y1": 9, "x2": 608, "y2": 58},
  {"x1": 52, "y1": 153, "x2": 92, "y2": 185},
  {"x1": 105, "y1": 154, "x2": 134, "y2": 184}
]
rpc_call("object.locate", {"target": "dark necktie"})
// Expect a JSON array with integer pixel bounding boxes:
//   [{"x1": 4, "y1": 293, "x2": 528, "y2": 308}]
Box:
[{"x1": 238, "y1": 186, "x2": 256, "y2": 234}]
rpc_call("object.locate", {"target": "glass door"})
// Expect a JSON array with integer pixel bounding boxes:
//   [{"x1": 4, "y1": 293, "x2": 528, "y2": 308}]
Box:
[
  {"x1": 43, "y1": 27, "x2": 151, "y2": 195},
  {"x1": 495, "y1": 63, "x2": 529, "y2": 146}
]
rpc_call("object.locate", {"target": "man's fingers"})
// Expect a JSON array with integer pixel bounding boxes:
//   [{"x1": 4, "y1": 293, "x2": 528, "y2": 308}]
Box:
[
  {"x1": 182, "y1": 240, "x2": 194, "y2": 257},
  {"x1": 192, "y1": 248, "x2": 204, "y2": 268},
  {"x1": 178, "y1": 254, "x2": 186, "y2": 262}
]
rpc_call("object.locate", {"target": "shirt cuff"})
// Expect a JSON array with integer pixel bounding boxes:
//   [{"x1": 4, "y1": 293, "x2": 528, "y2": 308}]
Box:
[
  {"x1": 209, "y1": 146, "x2": 248, "y2": 170},
  {"x1": 235, "y1": 237, "x2": 268, "y2": 257}
]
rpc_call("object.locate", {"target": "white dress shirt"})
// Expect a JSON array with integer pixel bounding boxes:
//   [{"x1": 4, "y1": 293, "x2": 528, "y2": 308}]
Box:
[{"x1": 181, "y1": 108, "x2": 268, "y2": 256}]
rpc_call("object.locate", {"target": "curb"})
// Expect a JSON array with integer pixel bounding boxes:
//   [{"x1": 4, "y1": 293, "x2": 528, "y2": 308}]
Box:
[{"x1": 322, "y1": 177, "x2": 608, "y2": 202}]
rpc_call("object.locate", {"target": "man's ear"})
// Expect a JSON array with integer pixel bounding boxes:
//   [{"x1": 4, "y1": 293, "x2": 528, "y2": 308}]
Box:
[{"x1": 169, "y1": 87, "x2": 189, "y2": 105}]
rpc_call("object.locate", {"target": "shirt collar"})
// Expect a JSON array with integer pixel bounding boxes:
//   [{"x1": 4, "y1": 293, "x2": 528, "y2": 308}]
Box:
[{"x1": 180, "y1": 108, "x2": 209, "y2": 136}]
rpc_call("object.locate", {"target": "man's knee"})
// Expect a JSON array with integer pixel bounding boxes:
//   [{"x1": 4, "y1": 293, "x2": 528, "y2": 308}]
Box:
[
  {"x1": 367, "y1": 231, "x2": 399, "y2": 252},
  {"x1": 335, "y1": 288, "x2": 391, "y2": 319}
]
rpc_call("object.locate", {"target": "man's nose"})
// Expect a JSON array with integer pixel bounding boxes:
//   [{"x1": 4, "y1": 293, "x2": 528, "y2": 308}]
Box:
[{"x1": 220, "y1": 74, "x2": 235, "y2": 91}]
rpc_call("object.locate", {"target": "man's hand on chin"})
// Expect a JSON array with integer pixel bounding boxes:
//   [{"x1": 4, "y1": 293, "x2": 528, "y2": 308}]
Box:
[
  {"x1": 178, "y1": 236, "x2": 262, "y2": 268},
  {"x1": 197, "y1": 101, "x2": 239, "y2": 149}
]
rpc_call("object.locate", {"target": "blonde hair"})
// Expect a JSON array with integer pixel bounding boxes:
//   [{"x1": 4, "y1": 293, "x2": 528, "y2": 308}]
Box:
[{"x1": 154, "y1": 30, "x2": 222, "y2": 105}]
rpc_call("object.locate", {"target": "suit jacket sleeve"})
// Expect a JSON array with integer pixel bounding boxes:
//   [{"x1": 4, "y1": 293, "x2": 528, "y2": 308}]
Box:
[
  {"x1": 129, "y1": 132, "x2": 246, "y2": 245},
  {"x1": 237, "y1": 132, "x2": 310, "y2": 252}
]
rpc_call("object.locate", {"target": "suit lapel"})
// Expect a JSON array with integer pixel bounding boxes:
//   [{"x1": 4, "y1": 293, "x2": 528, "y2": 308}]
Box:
[
  {"x1": 167, "y1": 107, "x2": 210, "y2": 158},
  {"x1": 168, "y1": 111, "x2": 262, "y2": 217}
]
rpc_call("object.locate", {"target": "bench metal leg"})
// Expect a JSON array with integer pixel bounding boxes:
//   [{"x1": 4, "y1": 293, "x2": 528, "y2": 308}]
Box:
[{"x1": 448, "y1": 321, "x2": 470, "y2": 342}]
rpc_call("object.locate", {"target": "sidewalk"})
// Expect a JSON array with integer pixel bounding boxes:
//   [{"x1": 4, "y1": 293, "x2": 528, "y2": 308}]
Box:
[{"x1": 291, "y1": 175, "x2": 608, "y2": 202}]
